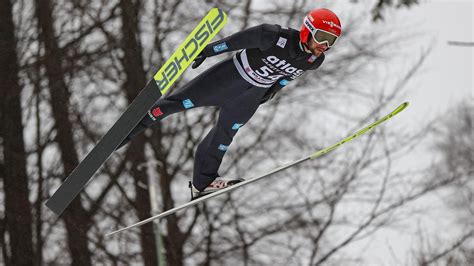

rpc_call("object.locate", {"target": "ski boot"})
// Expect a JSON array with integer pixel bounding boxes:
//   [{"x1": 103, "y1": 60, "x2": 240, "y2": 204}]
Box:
[{"x1": 189, "y1": 177, "x2": 245, "y2": 200}]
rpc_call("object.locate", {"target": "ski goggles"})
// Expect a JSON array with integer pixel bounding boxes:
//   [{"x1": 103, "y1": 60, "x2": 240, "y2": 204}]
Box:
[{"x1": 304, "y1": 17, "x2": 339, "y2": 47}]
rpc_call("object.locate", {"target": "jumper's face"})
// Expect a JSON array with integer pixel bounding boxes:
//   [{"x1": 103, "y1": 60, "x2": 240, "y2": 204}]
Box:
[{"x1": 307, "y1": 37, "x2": 328, "y2": 56}]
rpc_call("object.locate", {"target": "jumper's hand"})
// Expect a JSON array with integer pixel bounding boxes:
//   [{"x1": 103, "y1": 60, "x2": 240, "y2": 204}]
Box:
[
  {"x1": 260, "y1": 81, "x2": 285, "y2": 104},
  {"x1": 192, "y1": 54, "x2": 207, "y2": 69},
  {"x1": 260, "y1": 92, "x2": 277, "y2": 104}
]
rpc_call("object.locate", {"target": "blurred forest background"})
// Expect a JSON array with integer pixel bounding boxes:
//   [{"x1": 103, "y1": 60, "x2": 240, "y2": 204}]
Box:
[{"x1": 0, "y1": 0, "x2": 472, "y2": 265}]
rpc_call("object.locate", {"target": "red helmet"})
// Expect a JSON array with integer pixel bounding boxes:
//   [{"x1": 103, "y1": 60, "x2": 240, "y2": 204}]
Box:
[{"x1": 300, "y1": 8, "x2": 342, "y2": 47}]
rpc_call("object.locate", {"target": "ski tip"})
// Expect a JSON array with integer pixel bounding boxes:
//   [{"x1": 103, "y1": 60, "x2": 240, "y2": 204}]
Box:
[
  {"x1": 210, "y1": 7, "x2": 227, "y2": 14},
  {"x1": 393, "y1": 102, "x2": 409, "y2": 115},
  {"x1": 209, "y1": 7, "x2": 228, "y2": 19}
]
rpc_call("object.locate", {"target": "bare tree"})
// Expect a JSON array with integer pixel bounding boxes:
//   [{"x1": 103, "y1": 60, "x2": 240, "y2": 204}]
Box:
[
  {"x1": 5, "y1": 0, "x2": 463, "y2": 265},
  {"x1": 352, "y1": 0, "x2": 419, "y2": 21},
  {"x1": 35, "y1": 0, "x2": 95, "y2": 264},
  {"x1": 414, "y1": 100, "x2": 473, "y2": 266},
  {"x1": 0, "y1": 0, "x2": 34, "y2": 264},
  {"x1": 118, "y1": 0, "x2": 158, "y2": 264}
]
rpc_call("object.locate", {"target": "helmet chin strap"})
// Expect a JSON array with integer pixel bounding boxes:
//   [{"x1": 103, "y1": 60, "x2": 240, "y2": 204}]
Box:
[{"x1": 299, "y1": 41, "x2": 312, "y2": 54}]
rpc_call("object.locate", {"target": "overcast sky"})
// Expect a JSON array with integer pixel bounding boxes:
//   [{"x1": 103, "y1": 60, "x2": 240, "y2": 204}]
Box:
[{"x1": 403, "y1": 0, "x2": 472, "y2": 123}]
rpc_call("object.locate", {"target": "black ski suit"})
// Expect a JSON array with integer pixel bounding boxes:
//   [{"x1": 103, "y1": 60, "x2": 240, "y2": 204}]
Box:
[{"x1": 120, "y1": 23, "x2": 325, "y2": 191}]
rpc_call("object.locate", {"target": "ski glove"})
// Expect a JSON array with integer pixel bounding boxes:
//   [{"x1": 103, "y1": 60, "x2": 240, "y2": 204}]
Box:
[
  {"x1": 260, "y1": 91, "x2": 277, "y2": 104},
  {"x1": 192, "y1": 54, "x2": 207, "y2": 69}
]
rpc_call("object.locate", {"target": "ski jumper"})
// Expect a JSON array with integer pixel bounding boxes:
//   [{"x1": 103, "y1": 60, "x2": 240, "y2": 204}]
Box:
[{"x1": 121, "y1": 23, "x2": 325, "y2": 191}]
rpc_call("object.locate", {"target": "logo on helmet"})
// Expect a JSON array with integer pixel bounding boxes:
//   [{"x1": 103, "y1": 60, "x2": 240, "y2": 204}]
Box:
[
  {"x1": 304, "y1": 18, "x2": 316, "y2": 33},
  {"x1": 322, "y1": 20, "x2": 341, "y2": 30}
]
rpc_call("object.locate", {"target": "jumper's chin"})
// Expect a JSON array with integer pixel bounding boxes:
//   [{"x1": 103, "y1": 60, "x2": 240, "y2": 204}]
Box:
[{"x1": 312, "y1": 50, "x2": 323, "y2": 57}]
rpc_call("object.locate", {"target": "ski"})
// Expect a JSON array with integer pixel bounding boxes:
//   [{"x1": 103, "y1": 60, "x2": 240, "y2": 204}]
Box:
[
  {"x1": 105, "y1": 102, "x2": 409, "y2": 237},
  {"x1": 45, "y1": 8, "x2": 228, "y2": 216}
]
